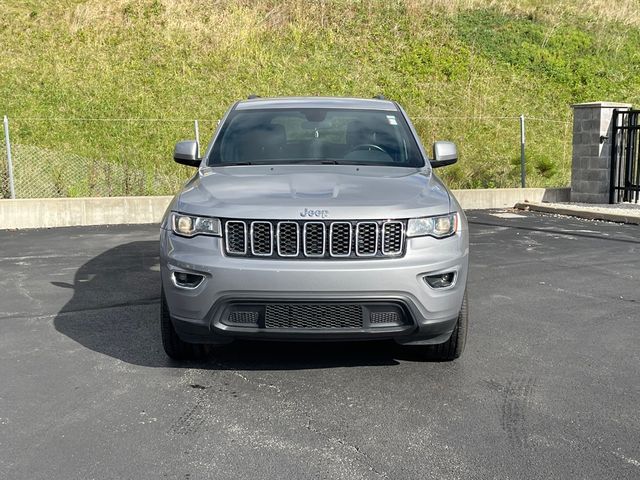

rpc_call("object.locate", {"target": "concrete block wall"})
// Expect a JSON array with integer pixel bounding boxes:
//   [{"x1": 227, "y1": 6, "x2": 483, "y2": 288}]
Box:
[{"x1": 571, "y1": 102, "x2": 632, "y2": 203}]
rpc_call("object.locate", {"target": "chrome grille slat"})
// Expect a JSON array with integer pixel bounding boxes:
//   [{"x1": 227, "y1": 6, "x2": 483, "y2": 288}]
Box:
[
  {"x1": 277, "y1": 221, "x2": 300, "y2": 257},
  {"x1": 356, "y1": 222, "x2": 378, "y2": 256},
  {"x1": 225, "y1": 221, "x2": 247, "y2": 254},
  {"x1": 224, "y1": 219, "x2": 404, "y2": 259},
  {"x1": 382, "y1": 221, "x2": 404, "y2": 256},
  {"x1": 329, "y1": 222, "x2": 352, "y2": 257},
  {"x1": 250, "y1": 221, "x2": 273, "y2": 256},
  {"x1": 303, "y1": 222, "x2": 325, "y2": 257}
]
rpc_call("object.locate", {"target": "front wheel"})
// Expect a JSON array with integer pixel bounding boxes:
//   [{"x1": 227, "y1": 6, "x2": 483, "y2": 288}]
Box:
[
  {"x1": 428, "y1": 291, "x2": 468, "y2": 361},
  {"x1": 160, "y1": 288, "x2": 206, "y2": 361}
]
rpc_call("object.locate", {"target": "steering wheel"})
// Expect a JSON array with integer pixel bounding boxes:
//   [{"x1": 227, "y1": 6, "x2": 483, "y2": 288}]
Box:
[{"x1": 347, "y1": 143, "x2": 388, "y2": 155}]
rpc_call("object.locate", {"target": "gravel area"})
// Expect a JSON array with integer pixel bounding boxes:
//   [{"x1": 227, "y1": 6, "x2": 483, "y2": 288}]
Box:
[
  {"x1": 516, "y1": 201, "x2": 640, "y2": 224},
  {"x1": 543, "y1": 202, "x2": 640, "y2": 214}
]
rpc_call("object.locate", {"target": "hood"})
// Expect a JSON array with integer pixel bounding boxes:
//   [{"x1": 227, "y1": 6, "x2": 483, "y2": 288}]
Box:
[{"x1": 175, "y1": 165, "x2": 451, "y2": 220}]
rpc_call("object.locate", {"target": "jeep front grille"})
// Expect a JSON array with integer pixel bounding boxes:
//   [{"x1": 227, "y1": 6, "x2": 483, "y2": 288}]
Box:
[
  {"x1": 223, "y1": 219, "x2": 405, "y2": 259},
  {"x1": 220, "y1": 302, "x2": 410, "y2": 329}
]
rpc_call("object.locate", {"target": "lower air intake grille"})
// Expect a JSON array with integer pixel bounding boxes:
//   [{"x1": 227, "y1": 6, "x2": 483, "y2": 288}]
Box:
[
  {"x1": 227, "y1": 311, "x2": 259, "y2": 325},
  {"x1": 370, "y1": 311, "x2": 401, "y2": 324},
  {"x1": 265, "y1": 304, "x2": 364, "y2": 329}
]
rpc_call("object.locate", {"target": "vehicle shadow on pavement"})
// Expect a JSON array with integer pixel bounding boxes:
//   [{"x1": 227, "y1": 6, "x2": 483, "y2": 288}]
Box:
[{"x1": 53, "y1": 241, "x2": 433, "y2": 369}]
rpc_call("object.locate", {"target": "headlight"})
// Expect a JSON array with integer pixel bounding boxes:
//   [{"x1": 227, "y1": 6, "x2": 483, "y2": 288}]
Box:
[
  {"x1": 171, "y1": 213, "x2": 221, "y2": 237},
  {"x1": 406, "y1": 213, "x2": 458, "y2": 238}
]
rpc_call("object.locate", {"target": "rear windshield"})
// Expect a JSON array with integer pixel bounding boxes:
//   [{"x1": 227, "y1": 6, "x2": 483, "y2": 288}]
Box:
[{"x1": 207, "y1": 108, "x2": 425, "y2": 167}]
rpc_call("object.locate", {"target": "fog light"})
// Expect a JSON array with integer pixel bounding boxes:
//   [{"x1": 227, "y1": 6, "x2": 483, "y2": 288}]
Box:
[
  {"x1": 424, "y1": 272, "x2": 456, "y2": 289},
  {"x1": 172, "y1": 271, "x2": 204, "y2": 289}
]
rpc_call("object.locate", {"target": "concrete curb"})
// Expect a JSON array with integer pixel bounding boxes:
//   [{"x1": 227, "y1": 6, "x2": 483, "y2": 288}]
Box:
[
  {"x1": 514, "y1": 202, "x2": 640, "y2": 225},
  {"x1": 0, "y1": 188, "x2": 571, "y2": 230},
  {"x1": 452, "y1": 187, "x2": 569, "y2": 210},
  {"x1": 0, "y1": 196, "x2": 173, "y2": 229}
]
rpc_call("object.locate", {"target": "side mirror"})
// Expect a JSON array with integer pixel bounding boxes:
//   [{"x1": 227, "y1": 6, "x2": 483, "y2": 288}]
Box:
[
  {"x1": 430, "y1": 141, "x2": 458, "y2": 168},
  {"x1": 173, "y1": 140, "x2": 200, "y2": 167}
]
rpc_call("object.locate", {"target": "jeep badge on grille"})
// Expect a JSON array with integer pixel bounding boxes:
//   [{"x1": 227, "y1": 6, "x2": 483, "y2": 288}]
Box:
[{"x1": 300, "y1": 208, "x2": 329, "y2": 219}]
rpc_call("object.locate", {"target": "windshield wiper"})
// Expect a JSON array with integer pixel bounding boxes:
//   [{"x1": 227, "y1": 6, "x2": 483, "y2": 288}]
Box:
[
  {"x1": 214, "y1": 159, "x2": 380, "y2": 166},
  {"x1": 297, "y1": 159, "x2": 339, "y2": 165},
  {"x1": 276, "y1": 159, "x2": 349, "y2": 165}
]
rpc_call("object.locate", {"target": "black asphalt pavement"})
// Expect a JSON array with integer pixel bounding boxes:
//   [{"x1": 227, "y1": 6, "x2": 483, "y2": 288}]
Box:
[{"x1": 0, "y1": 210, "x2": 639, "y2": 479}]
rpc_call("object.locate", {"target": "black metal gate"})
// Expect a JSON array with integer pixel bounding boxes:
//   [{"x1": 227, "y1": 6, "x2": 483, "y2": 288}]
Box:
[{"x1": 610, "y1": 109, "x2": 640, "y2": 203}]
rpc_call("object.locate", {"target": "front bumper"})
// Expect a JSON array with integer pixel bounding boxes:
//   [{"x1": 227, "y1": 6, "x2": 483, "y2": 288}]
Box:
[{"x1": 160, "y1": 226, "x2": 469, "y2": 345}]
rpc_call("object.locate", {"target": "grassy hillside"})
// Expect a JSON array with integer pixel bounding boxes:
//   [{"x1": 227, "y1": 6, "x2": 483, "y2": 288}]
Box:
[{"x1": 1, "y1": 0, "x2": 639, "y2": 197}]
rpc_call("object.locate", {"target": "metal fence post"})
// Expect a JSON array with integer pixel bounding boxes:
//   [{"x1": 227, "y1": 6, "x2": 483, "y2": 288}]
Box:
[
  {"x1": 194, "y1": 119, "x2": 200, "y2": 157},
  {"x1": 609, "y1": 109, "x2": 619, "y2": 204},
  {"x1": 520, "y1": 114, "x2": 526, "y2": 188},
  {"x1": 3, "y1": 115, "x2": 16, "y2": 199}
]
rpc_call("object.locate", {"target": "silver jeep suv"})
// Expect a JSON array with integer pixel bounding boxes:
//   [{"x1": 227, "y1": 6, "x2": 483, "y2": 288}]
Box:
[{"x1": 160, "y1": 97, "x2": 469, "y2": 361}]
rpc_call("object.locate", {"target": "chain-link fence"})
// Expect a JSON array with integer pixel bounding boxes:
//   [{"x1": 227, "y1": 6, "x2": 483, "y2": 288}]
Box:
[
  {"x1": 0, "y1": 117, "x2": 219, "y2": 199},
  {"x1": 9, "y1": 143, "x2": 186, "y2": 198},
  {"x1": 0, "y1": 115, "x2": 572, "y2": 199},
  {"x1": 411, "y1": 115, "x2": 573, "y2": 189}
]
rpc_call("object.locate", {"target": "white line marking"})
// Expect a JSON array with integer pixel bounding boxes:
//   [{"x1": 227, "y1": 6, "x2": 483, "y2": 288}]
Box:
[{"x1": 491, "y1": 213, "x2": 527, "y2": 219}]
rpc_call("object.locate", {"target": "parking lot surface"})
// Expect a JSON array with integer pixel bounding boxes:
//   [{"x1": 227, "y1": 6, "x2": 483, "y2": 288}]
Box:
[{"x1": 1, "y1": 210, "x2": 639, "y2": 479}]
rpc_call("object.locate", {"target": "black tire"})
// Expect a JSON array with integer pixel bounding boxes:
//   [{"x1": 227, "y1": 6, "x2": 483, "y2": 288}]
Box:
[
  {"x1": 428, "y1": 291, "x2": 468, "y2": 361},
  {"x1": 160, "y1": 288, "x2": 206, "y2": 361}
]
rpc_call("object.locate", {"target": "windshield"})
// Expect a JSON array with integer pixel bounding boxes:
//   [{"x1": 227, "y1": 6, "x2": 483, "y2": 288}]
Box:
[{"x1": 208, "y1": 108, "x2": 425, "y2": 167}]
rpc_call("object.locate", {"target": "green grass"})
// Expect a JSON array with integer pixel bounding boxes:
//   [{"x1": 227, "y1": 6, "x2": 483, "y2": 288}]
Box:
[{"x1": 1, "y1": 0, "x2": 639, "y2": 197}]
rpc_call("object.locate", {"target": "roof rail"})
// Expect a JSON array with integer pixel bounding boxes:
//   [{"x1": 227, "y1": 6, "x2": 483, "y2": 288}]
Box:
[
  {"x1": 373, "y1": 94, "x2": 386, "y2": 100},
  {"x1": 247, "y1": 94, "x2": 260, "y2": 99}
]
